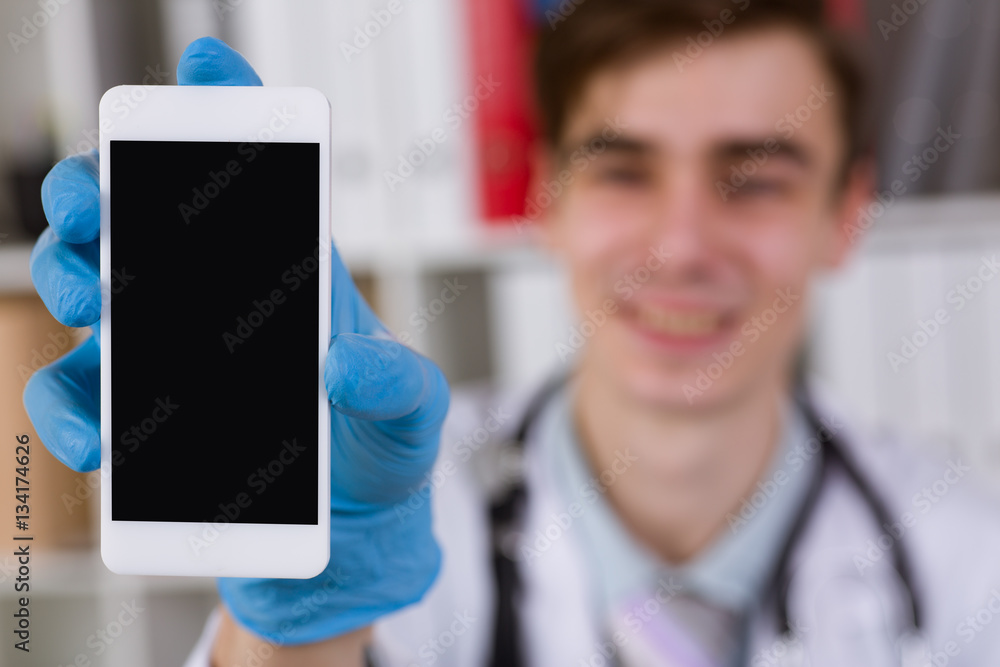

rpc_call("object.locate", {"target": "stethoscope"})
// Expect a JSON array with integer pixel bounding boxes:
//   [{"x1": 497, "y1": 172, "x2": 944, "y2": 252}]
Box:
[{"x1": 485, "y1": 374, "x2": 926, "y2": 667}]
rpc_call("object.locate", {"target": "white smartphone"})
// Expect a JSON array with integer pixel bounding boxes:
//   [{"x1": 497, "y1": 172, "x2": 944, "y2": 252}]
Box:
[{"x1": 98, "y1": 85, "x2": 331, "y2": 578}]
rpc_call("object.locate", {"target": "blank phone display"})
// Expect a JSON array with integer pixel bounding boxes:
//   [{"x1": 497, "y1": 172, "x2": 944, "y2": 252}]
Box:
[{"x1": 110, "y1": 140, "x2": 320, "y2": 525}]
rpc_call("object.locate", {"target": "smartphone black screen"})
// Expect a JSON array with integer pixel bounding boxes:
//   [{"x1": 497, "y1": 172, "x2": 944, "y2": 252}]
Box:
[{"x1": 110, "y1": 140, "x2": 320, "y2": 525}]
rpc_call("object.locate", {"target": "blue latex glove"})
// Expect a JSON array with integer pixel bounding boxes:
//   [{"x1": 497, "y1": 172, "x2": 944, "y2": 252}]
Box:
[{"x1": 24, "y1": 36, "x2": 449, "y2": 645}]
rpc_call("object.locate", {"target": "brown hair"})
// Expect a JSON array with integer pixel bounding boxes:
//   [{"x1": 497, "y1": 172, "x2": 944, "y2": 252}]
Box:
[{"x1": 534, "y1": 0, "x2": 869, "y2": 172}]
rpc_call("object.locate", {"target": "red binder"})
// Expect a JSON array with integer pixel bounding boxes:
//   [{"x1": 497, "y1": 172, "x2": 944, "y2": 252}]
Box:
[{"x1": 466, "y1": 0, "x2": 537, "y2": 223}]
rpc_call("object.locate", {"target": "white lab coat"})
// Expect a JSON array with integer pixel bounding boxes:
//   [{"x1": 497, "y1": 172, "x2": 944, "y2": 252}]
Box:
[{"x1": 187, "y1": 379, "x2": 1000, "y2": 666}]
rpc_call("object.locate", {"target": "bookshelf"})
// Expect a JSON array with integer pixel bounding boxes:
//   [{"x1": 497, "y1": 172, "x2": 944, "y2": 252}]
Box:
[{"x1": 3, "y1": 0, "x2": 1000, "y2": 663}]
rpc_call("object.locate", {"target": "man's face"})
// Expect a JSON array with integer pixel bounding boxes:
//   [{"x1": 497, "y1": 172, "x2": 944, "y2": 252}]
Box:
[{"x1": 541, "y1": 27, "x2": 865, "y2": 411}]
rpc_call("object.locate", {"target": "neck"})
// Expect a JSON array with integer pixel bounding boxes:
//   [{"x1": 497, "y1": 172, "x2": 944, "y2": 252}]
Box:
[{"x1": 573, "y1": 365, "x2": 788, "y2": 564}]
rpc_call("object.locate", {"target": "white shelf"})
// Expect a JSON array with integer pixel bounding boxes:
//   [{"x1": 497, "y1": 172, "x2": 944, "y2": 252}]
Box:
[
  {"x1": 336, "y1": 223, "x2": 552, "y2": 274},
  {"x1": 857, "y1": 192, "x2": 1000, "y2": 253}
]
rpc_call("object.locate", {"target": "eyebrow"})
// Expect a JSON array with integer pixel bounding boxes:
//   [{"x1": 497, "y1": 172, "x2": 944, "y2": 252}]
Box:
[
  {"x1": 554, "y1": 133, "x2": 816, "y2": 170},
  {"x1": 556, "y1": 134, "x2": 656, "y2": 165},
  {"x1": 712, "y1": 139, "x2": 813, "y2": 170}
]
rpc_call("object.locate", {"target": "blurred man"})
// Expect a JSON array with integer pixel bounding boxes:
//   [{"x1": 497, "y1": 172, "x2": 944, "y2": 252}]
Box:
[{"x1": 27, "y1": 0, "x2": 1000, "y2": 665}]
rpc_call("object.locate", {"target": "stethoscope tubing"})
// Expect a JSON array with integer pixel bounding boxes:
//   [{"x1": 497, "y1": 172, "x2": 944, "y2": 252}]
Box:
[{"x1": 488, "y1": 374, "x2": 924, "y2": 667}]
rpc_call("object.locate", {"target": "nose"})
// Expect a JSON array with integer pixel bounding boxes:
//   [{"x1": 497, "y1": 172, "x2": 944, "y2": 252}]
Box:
[{"x1": 650, "y1": 167, "x2": 717, "y2": 277}]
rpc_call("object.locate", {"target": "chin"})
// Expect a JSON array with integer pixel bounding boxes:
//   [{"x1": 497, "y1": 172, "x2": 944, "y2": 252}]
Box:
[
  {"x1": 620, "y1": 361, "x2": 750, "y2": 412},
  {"x1": 584, "y1": 329, "x2": 761, "y2": 413},
  {"x1": 583, "y1": 323, "x2": 735, "y2": 409}
]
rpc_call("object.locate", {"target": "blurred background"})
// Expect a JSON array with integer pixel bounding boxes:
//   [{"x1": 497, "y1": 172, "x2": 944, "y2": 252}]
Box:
[{"x1": 1, "y1": 0, "x2": 999, "y2": 664}]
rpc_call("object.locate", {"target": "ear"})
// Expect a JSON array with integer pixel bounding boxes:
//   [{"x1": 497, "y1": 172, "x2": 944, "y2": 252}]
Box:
[{"x1": 824, "y1": 156, "x2": 876, "y2": 270}]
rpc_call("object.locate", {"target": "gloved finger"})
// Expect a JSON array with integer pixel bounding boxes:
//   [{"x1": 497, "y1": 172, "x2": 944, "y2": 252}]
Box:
[
  {"x1": 325, "y1": 334, "x2": 449, "y2": 505},
  {"x1": 177, "y1": 36, "x2": 263, "y2": 86},
  {"x1": 23, "y1": 334, "x2": 101, "y2": 472},
  {"x1": 40, "y1": 150, "x2": 100, "y2": 244},
  {"x1": 30, "y1": 227, "x2": 100, "y2": 328},
  {"x1": 326, "y1": 333, "x2": 448, "y2": 425}
]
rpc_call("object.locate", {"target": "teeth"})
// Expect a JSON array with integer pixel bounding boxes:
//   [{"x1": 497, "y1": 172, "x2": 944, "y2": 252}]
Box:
[{"x1": 637, "y1": 306, "x2": 721, "y2": 336}]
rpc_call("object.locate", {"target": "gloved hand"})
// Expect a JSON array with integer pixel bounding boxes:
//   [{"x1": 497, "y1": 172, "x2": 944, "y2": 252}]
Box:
[{"x1": 24, "y1": 36, "x2": 449, "y2": 645}]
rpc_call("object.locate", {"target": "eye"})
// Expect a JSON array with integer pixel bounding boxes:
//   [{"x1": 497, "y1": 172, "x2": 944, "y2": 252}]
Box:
[
  {"x1": 730, "y1": 178, "x2": 788, "y2": 198},
  {"x1": 594, "y1": 166, "x2": 649, "y2": 186}
]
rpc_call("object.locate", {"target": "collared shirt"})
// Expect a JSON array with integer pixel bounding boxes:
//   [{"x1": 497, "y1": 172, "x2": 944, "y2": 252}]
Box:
[{"x1": 535, "y1": 382, "x2": 821, "y2": 657}]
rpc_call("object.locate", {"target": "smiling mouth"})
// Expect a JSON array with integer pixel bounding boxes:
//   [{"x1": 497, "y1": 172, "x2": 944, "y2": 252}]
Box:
[{"x1": 633, "y1": 303, "x2": 733, "y2": 338}]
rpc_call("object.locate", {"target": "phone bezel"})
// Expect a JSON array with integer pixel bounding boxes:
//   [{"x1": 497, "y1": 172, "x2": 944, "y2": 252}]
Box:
[{"x1": 98, "y1": 85, "x2": 331, "y2": 578}]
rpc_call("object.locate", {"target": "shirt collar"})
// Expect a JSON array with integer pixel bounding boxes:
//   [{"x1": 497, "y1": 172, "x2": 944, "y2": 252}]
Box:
[{"x1": 537, "y1": 382, "x2": 821, "y2": 614}]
